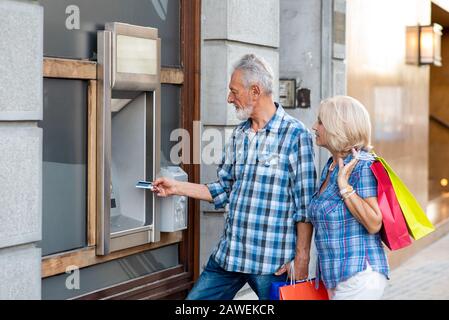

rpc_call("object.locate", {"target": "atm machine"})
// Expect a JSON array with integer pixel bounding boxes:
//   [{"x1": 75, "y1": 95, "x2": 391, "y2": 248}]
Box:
[{"x1": 96, "y1": 22, "x2": 166, "y2": 256}]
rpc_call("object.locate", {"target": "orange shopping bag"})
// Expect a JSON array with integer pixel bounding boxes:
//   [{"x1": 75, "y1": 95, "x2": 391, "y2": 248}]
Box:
[
  {"x1": 279, "y1": 280, "x2": 329, "y2": 300},
  {"x1": 278, "y1": 261, "x2": 329, "y2": 300}
]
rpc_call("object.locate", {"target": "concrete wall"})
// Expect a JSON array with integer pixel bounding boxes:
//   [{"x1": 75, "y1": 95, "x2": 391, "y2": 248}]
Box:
[
  {"x1": 280, "y1": 0, "x2": 347, "y2": 171},
  {"x1": 277, "y1": 0, "x2": 347, "y2": 281},
  {"x1": 0, "y1": 0, "x2": 43, "y2": 299},
  {"x1": 199, "y1": 0, "x2": 280, "y2": 270}
]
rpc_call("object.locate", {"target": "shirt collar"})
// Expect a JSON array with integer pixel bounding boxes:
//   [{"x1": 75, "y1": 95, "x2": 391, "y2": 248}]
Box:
[
  {"x1": 242, "y1": 102, "x2": 285, "y2": 134},
  {"x1": 343, "y1": 153, "x2": 355, "y2": 165},
  {"x1": 327, "y1": 150, "x2": 374, "y2": 169}
]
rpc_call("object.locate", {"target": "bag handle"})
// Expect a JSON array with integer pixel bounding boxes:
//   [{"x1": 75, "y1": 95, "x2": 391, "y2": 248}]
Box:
[
  {"x1": 288, "y1": 260, "x2": 316, "y2": 287},
  {"x1": 289, "y1": 260, "x2": 295, "y2": 286}
]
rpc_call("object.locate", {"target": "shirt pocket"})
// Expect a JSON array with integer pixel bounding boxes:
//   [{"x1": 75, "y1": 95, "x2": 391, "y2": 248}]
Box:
[
  {"x1": 256, "y1": 152, "x2": 279, "y2": 178},
  {"x1": 321, "y1": 199, "x2": 345, "y2": 230}
]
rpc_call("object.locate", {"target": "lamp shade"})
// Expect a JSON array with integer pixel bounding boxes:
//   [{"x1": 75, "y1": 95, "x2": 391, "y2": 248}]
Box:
[
  {"x1": 406, "y1": 26, "x2": 420, "y2": 65},
  {"x1": 406, "y1": 23, "x2": 443, "y2": 66}
]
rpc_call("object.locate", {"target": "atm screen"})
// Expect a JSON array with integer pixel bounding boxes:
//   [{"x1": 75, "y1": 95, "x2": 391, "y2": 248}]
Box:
[{"x1": 116, "y1": 36, "x2": 157, "y2": 75}]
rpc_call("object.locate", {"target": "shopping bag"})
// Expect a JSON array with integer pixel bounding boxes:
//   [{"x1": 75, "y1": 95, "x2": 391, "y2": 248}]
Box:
[
  {"x1": 270, "y1": 261, "x2": 329, "y2": 300},
  {"x1": 370, "y1": 161, "x2": 412, "y2": 250},
  {"x1": 279, "y1": 279, "x2": 329, "y2": 300},
  {"x1": 269, "y1": 281, "x2": 288, "y2": 300},
  {"x1": 269, "y1": 261, "x2": 295, "y2": 300},
  {"x1": 375, "y1": 156, "x2": 435, "y2": 240}
]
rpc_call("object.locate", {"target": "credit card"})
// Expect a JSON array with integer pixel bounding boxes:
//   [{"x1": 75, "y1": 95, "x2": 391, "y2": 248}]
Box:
[{"x1": 136, "y1": 181, "x2": 154, "y2": 190}]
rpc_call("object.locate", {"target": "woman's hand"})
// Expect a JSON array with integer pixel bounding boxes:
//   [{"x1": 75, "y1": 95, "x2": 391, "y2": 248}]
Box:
[
  {"x1": 337, "y1": 148, "x2": 383, "y2": 234},
  {"x1": 337, "y1": 148, "x2": 360, "y2": 190}
]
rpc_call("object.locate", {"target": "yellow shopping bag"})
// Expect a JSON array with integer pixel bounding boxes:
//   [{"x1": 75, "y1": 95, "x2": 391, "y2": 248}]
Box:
[{"x1": 376, "y1": 156, "x2": 435, "y2": 240}]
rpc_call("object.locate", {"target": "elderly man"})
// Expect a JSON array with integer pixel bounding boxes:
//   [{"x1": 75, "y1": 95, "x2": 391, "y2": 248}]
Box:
[{"x1": 153, "y1": 54, "x2": 317, "y2": 300}]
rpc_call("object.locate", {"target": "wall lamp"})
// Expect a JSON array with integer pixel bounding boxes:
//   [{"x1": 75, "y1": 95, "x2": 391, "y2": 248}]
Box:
[{"x1": 406, "y1": 23, "x2": 443, "y2": 66}]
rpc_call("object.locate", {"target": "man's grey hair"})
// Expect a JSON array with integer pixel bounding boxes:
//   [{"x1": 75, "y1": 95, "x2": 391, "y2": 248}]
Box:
[{"x1": 233, "y1": 54, "x2": 274, "y2": 96}]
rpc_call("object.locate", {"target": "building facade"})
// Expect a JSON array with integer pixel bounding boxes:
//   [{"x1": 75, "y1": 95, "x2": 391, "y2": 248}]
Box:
[{"x1": 1, "y1": 0, "x2": 448, "y2": 299}]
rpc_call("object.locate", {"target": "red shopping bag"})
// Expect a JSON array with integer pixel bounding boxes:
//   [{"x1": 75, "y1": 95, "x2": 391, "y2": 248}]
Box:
[
  {"x1": 370, "y1": 161, "x2": 412, "y2": 250},
  {"x1": 279, "y1": 280, "x2": 329, "y2": 300}
]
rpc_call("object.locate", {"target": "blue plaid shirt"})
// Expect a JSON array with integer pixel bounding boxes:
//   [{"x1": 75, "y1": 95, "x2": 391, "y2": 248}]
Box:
[
  {"x1": 308, "y1": 151, "x2": 390, "y2": 289},
  {"x1": 206, "y1": 104, "x2": 317, "y2": 274}
]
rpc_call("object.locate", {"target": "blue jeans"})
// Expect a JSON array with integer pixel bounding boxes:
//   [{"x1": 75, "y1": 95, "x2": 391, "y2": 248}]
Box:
[{"x1": 186, "y1": 257, "x2": 285, "y2": 300}]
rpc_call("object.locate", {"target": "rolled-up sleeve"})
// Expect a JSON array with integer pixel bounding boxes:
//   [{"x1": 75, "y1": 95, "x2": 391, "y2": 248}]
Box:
[
  {"x1": 206, "y1": 135, "x2": 235, "y2": 209},
  {"x1": 288, "y1": 131, "x2": 317, "y2": 223},
  {"x1": 354, "y1": 160, "x2": 378, "y2": 199}
]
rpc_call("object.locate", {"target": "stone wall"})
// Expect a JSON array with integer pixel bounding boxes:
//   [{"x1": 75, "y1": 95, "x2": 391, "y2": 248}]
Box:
[
  {"x1": 200, "y1": 0, "x2": 280, "y2": 269},
  {"x1": 0, "y1": 0, "x2": 43, "y2": 300}
]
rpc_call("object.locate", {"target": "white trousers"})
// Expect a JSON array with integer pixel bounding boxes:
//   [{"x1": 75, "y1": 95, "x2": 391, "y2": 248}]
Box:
[{"x1": 327, "y1": 263, "x2": 387, "y2": 300}]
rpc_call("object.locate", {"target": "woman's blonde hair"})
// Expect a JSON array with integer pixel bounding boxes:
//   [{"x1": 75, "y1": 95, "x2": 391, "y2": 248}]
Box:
[{"x1": 318, "y1": 95, "x2": 372, "y2": 153}]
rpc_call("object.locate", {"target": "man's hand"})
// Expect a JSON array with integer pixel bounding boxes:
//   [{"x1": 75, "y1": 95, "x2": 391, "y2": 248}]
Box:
[
  {"x1": 152, "y1": 177, "x2": 179, "y2": 197},
  {"x1": 274, "y1": 255, "x2": 309, "y2": 281},
  {"x1": 152, "y1": 179, "x2": 213, "y2": 202},
  {"x1": 292, "y1": 255, "x2": 309, "y2": 280}
]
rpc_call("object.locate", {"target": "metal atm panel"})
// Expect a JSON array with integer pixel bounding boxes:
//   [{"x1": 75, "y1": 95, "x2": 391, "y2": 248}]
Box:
[
  {"x1": 110, "y1": 93, "x2": 153, "y2": 231},
  {"x1": 97, "y1": 23, "x2": 161, "y2": 255}
]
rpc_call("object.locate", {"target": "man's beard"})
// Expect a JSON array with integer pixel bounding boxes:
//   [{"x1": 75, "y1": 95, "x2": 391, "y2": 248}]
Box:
[{"x1": 235, "y1": 104, "x2": 254, "y2": 121}]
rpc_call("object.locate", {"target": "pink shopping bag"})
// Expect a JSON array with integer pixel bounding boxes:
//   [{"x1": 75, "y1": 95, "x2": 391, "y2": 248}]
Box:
[{"x1": 371, "y1": 161, "x2": 412, "y2": 250}]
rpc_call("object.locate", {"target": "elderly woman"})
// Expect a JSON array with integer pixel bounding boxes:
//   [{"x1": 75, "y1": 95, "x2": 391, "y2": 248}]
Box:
[{"x1": 308, "y1": 95, "x2": 389, "y2": 300}]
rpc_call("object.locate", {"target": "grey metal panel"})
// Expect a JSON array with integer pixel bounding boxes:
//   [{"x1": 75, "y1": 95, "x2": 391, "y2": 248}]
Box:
[
  {"x1": 107, "y1": 91, "x2": 158, "y2": 247},
  {"x1": 38, "y1": 0, "x2": 180, "y2": 67},
  {"x1": 97, "y1": 24, "x2": 161, "y2": 254},
  {"x1": 38, "y1": 79, "x2": 87, "y2": 256},
  {"x1": 106, "y1": 22, "x2": 159, "y2": 39},
  {"x1": 107, "y1": 22, "x2": 162, "y2": 91},
  {"x1": 111, "y1": 93, "x2": 146, "y2": 224},
  {"x1": 96, "y1": 31, "x2": 112, "y2": 256},
  {"x1": 153, "y1": 84, "x2": 161, "y2": 243}
]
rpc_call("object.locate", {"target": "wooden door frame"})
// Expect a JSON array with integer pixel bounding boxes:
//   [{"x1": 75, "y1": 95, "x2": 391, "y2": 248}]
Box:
[{"x1": 179, "y1": 0, "x2": 201, "y2": 282}]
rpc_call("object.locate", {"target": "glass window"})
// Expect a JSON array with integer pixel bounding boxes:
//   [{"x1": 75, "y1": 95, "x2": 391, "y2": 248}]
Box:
[
  {"x1": 38, "y1": 79, "x2": 88, "y2": 256},
  {"x1": 161, "y1": 84, "x2": 181, "y2": 166},
  {"x1": 39, "y1": 0, "x2": 180, "y2": 67}
]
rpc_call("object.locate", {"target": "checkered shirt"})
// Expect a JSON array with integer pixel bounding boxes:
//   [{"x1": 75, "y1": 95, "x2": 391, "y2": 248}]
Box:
[
  {"x1": 206, "y1": 103, "x2": 317, "y2": 274},
  {"x1": 307, "y1": 151, "x2": 390, "y2": 289}
]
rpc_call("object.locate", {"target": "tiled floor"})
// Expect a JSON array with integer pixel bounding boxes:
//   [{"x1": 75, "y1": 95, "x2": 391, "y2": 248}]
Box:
[
  {"x1": 234, "y1": 284, "x2": 258, "y2": 300},
  {"x1": 383, "y1": 232, "x2": 449, "y2": 300}
]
